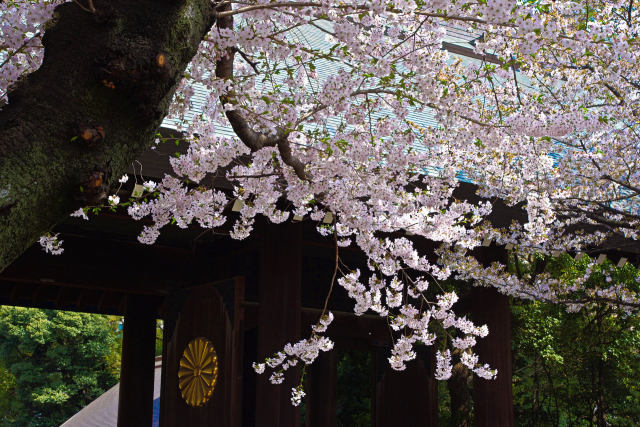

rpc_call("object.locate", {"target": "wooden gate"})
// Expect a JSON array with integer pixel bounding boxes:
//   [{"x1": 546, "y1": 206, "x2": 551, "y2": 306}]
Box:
[{"x1": 159, "y1": 280, "x2": 240, "y2": 426}]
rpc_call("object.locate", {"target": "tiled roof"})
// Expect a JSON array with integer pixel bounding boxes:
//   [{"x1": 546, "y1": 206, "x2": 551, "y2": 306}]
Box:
[
  {"x1": 61, "y1": 357, "x2": 162, "y2": 427},
  {"x1": 161, "y1": 22, "x2": 482, "y2": 133},
  {"x1": 160, "y1": 23, "x2": 487, "y2": 184}
]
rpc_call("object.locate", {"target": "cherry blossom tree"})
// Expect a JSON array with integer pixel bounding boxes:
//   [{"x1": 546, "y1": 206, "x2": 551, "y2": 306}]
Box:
[{"x1": 2, "y1": 0, "x2": 640, "y2": 403}]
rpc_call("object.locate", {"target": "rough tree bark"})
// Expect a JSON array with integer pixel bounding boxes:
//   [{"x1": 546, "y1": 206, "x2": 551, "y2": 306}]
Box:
[{"x1": 0, "y1": 0, "x2": 216, "y2": 271}]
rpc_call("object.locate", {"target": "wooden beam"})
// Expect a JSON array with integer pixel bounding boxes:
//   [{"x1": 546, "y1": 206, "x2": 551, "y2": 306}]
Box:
[
  {"x1": 9, "y1": 282, "x2": 18, "y2": 304},
  {"x1": 442, "y1": 41, "x2": 501, "y2": 65},
  {"x1": 301, "y1": 308, "x2": 390, "y2": 347},
  {"x1": 0, "y1": 277, "x2": 140, "y2": 314},
  {"x1": 0, "y1": 235, "x2": 194, "y2": 296}
]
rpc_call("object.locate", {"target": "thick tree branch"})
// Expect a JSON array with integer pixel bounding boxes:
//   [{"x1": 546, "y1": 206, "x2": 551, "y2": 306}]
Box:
[
  {"x1": 215, "y1": 2, "x2": 311, "y2": 181},
  {"x1": 0, "y1": 0, "x2": 216, "y2": 271}
]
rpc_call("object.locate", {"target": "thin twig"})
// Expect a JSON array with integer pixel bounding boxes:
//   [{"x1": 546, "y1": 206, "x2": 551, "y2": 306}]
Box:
[
  {"x1": 320, "y1": 214, "x2": 339, "y2": 317},
  {"x1": 233, "y1": 47, "x2": 259, "y2": 73},
  {"x1": 73, "y1": 0, "x2": 96, "y2": 13},
  {"x1": 511, "y1": 55, "x2": 522, "y2": 106},
  {"x1": 0, "y1": 33, "x2": 42, "y2": 70}
]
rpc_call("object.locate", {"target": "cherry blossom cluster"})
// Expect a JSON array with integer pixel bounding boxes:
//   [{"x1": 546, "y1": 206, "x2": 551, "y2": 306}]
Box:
[
  {"x1": 442, "y1": 248, "x2": 640, "y2": 313},
  {"x1": 127, "y1": 175, "x2": 228, "y2": 244},
  {"x1": 0, "y1": 0, "x2": 63, "y2": 104},
  {"x1": 290, "y1": 386, "x2": 305, "y2": 406},
  {"x1": 252, "y1": 312, "x2": 335, "y2": 405},
  {"x1": 38, "y1": 233, "x2": 63, "y2": 255},
  {"x1": 338, "y1": 269, "x2": 495, "y2": 376},
  {"x1": 436, "y1": 346, "x2": 496, "y2": 381}
]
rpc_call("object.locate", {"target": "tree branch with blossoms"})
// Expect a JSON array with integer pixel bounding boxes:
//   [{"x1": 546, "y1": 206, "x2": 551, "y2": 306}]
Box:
[{"x1": 252, "y1": 214, "x2": 339, "y2": 405}]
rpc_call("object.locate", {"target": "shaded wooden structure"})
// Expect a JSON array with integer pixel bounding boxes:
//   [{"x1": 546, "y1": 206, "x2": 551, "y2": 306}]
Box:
[
  {"x1": 0, "y1": 207, "x2": 540, "y2": 426},
  {"x1": 2, "y1": 141, "x2": 640, "y2": 426},
  {"x1": 0, "y1": 213, "x2": 445, "y2": 426}
]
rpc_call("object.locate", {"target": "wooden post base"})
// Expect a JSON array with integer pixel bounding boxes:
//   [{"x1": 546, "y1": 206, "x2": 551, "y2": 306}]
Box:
[{"x1": 118, "y1": 295, "x2": 157, "y2": 427}]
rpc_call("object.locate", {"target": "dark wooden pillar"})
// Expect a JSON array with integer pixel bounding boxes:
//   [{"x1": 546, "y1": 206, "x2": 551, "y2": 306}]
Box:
[
  {"x1": 229, "y1": 277, "x2": 246, "y2": 427},
  {"x1": 470, "y1": 287, "x2": 514, "y2": 427},
  {"x1": 306, "y1": 350, "x2": 337, "y2": 427},
  {"x1": 256, "y1": 222, "x2": 302, "y2": 426},
  {"x1": 118, "y1": 294, "x2": 157, "y2": 427},
  {"x1": 374, "y1": 347, "x2": 437, "y2": 426}
]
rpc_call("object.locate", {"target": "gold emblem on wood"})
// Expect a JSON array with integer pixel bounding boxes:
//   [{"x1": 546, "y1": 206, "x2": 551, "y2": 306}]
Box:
[{"x1": 178, "y1": 337, "x2": 219, "y2": 407}]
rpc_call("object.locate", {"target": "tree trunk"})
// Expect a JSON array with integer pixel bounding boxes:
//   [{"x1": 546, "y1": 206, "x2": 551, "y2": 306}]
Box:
[{"x1": 0, "y1": 0, "x2": 215, "y2": 271}]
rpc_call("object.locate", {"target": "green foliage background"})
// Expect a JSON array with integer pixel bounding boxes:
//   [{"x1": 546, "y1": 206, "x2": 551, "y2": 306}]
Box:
[
  {"x1": 0, "y1": 307, "x2": 121, "y2": 427},
  {"x1": 512, "y1": 300, "x2": 640, "y2": 426},
  {"x1": 510, "y1": 253, "x2": 640, "y2": 426},
  {"x1": 336, "y1": 350, "x2": 372, "y2": 426}
]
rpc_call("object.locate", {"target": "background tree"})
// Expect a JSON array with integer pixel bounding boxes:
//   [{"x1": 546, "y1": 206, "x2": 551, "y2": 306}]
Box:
[
  {"x1": 0, "y1": 307, "x2": 121, "y2": 427},
  {"x1": 510, "y1": 255, "x2": 640, "y2": 427},
  {"x1": 512, "y1": 300, "x2": 640, "y2": 426}
]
